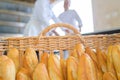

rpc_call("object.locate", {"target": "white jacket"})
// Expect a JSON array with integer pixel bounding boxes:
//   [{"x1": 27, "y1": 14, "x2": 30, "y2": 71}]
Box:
[
  {"x1": 59, "y1": 10, "x2": 82, "y2": 30},
  {"x1": 24, "y1": 0, "x2": 60, "y2": 36}
]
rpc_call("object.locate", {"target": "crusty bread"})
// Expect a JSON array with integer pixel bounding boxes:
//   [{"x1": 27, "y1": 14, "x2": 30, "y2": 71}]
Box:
[
  {"x1": 67, "y1": 56, "x2": 78, "y2": 80},
  {"x1": 103, "y1": 72, "x2": 117, "y2": 80},
  {"x1": 23, "y1": 48, "x2": 38, "y2": 74},
  {"x1": 0, "y1": 55, "x2": 16, "y2": 80},
  {"x1": 33, "y1": 63, "x2": 50, "y2": 80},
  {"x1": 78, "y1": 54, "x2": 97, "y2": 80},
  {"x1": 16, "y1": 68, "x2": 31, "y2": 80},
  {"x1": 48, "y1": 53, "x2": 63, "y2": 80},
  {"x1": 7, "y1": 48, "x2": 20, "y2": 73},
  {"x1": 40, "y1": 52, "x2": 49, "y2": 69}
]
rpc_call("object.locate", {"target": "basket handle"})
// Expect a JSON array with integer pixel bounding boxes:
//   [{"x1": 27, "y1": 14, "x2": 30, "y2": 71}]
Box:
[
  {"x1": 37, "y1": 23, "x2": 88, "y2": 58},
  {"x1": 37, "y1": 23, "x2": 87, "y2": 47},
  {"x1": 38, "y1": 23, "x2": 80, "y2": 36}
]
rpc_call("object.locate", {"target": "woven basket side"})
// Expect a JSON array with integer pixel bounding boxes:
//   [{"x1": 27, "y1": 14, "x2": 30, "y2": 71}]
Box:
[
  {"x1": 0, "y1": 38, "x2": 8, "y2": 55},
  {"x1": 108, "y1": 33, "x2": 120, "y2": 46},
  {"x1": 83, "y1": 34, "x2": 120, "y2": 50},
  {"x1": 37, "y1": 36, "x2": 81, "y2": 51}
]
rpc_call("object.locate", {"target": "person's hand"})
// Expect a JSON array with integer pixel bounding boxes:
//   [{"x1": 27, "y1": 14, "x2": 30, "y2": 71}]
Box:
[
  {"x1": 65, "y1": 29, "x2": 70, "y2": 33},
  {"x1": 52, "y1": 30, "x2": 59, "y2": 36},
  {"x1": 79, "y1": 28, "x2": 81, "y2": 32},
  {"x1": 78, "y1": 24, "x2": 82, "y2": 32}
]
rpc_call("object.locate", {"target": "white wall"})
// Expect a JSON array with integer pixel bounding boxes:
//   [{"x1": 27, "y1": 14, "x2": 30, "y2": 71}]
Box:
[
  {"x1": 92, "y1": 0, "x2": 120, "y2": 32},
  {"x1": 52, "y1": 0, "x2": 94, "y2": 34}
]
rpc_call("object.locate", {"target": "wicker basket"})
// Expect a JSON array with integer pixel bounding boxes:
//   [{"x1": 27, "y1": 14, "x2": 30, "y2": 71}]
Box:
[
  {"x1": 0, "y1": 38, "x2": 8, "y2": 55},
  {"x1": 83, "y1": 33, "x2": 120, "y2": 50},
  {"x1": 0, "y1": 23, "x2": 120, "y2": 55},
  {"x1": 5, "y1": 23, "x2": 85, "y2": 56}
]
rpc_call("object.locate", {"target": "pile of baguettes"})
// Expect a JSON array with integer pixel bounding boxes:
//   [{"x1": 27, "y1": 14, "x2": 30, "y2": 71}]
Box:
[{"x1": 0, "y1": 43, "x2": 120, "y2": 80}]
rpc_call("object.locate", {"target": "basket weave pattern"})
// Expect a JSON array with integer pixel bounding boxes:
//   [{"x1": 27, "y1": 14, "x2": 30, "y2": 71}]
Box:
[
  {"x1": 0, "y1": 23, "x2": 120, "y2": 55},
  {"x1": 83, "y1": 33, "x2": 120, "y2": 50},
  {"x1": 3, "y1": 23, "x2": 82, "y2": 54}
]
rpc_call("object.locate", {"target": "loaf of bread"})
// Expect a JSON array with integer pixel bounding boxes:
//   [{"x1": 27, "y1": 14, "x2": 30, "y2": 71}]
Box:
[
  {"x1": 107, "y1": 46, "x2": 117, "y2": 77},
  {"x1": 112, "y1": 45, "x2": 120, "y2": 80},
  {"x1": 96, "y1": 48, "x2": 107, "y2": 73},
  {"x1": 0, "y1": 55, "x2": 16, "y2": 80},
  {"x1": 103, "y1": 72, "x2": 117, "y2": 80},
  {"x1": 23, "y1": 48, "x2": 38, "y2": 74},
  {"x1": 40, "y1": 52, "x2": 49, "y2": 69},
  {"x1": 16, "y1": 68, "x2": 31, "y2": 80},
  {"x1": 60, "y1": 58, "x2": 67, "y2": 80},
  {"x1": 78, "y1": 54, "x2": 97, "y2": 80},
  {"x1": 33, "y1": 63, "x2": 50, "y2": 80},
  {"x1": 48, "y1": 53, "x2": 63, "y2": 80},
  {"x1": 7, "y1": 48, "x2": 20, "y2": 73},
  {"x1": 67, "y1": 56, "x2": 78, "y2": 80}
]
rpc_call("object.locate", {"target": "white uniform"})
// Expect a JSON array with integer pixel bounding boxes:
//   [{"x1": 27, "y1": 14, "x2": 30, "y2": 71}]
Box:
[
  {"x1": 59, "y1": 10, "x2": 82, "y2": 31},
  {"x1": 24, "y1": 0, "x2": 60, "y2": 36}
]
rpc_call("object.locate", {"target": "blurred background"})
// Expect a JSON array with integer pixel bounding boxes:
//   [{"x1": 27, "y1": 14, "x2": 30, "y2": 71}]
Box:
[{"x1": 0, "y1": 0, "x2": 120, "y2": 37}]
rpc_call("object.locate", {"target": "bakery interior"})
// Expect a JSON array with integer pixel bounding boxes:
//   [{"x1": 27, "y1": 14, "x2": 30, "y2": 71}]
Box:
[
  {"x1": 0, "y1": 0, "x2": 120, "y2": 37},
  {"x1": 0, "y1": 0, "x2": 120, "y2": 80}
]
